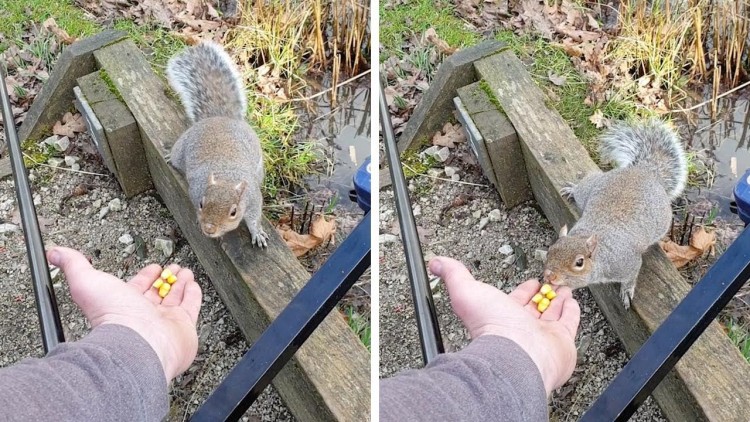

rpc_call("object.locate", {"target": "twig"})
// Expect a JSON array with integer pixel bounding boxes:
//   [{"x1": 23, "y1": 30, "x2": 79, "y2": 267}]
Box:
[
  {"x1": 291, "y1": 69, "x2": 371, "y2": 102},
  {"x1": 672, "y1": 79, "x2": 750, "y2": 113},
  {"x1": 402, "y1": 163, "x2": 490, "y2": 188},
  {"x1": 22, "y1": 153, "x2": 108, "y2": 176}
]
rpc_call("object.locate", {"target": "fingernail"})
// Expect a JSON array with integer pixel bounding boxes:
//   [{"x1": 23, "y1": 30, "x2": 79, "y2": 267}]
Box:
[
  {"x1": 429, "y1": 258, "x2": 443, "y2": 275},
  {"x1": 47, "y1": 248, "x2": 60, "y2": 265}
]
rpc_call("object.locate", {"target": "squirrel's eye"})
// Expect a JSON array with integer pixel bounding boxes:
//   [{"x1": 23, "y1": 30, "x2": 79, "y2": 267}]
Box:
[
  {"x1": 575, "y1": 257, "x2": 584, "y2": 267},
  {"x1": 230, "y1": 205, "x2": 237, "y2": 217}
]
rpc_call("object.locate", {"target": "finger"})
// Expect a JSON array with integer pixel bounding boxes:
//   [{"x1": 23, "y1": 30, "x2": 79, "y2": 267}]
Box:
[
  {"x1": 540, "y1": 287, "x2": 573, "y2": 321},
  {"x1": 509, "y1": 279, "x2": 541, "y2": 306},
  {"x1": 181, "y1": 279, "x2": 203, "y2": 324},
  {"x1": 430, "y1": 257, "x2": 486, "y2": 308},
  {"x1": 127, "y1": 264, "x2": 163, "y2": 293},
  {"x1": 559, "y1": 295, "x2": 582, "y2": 338},
  {"x1": 47, "y1": 247, "x2": 95, "y2": 282},
  {"x1": 161, "y1": 267, "x2": 192, "y2": 306},
  {"x1": 523, "y1": 302, "x2": 542, "y2": 318}
]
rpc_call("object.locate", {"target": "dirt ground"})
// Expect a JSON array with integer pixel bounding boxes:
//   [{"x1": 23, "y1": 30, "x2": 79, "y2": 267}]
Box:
[
  {"x1": 378, "y1": 141, "x2": 668, "y2": 421},
  {"x1": 0, "y1": 130, "x2": 299, "y2": 421}
]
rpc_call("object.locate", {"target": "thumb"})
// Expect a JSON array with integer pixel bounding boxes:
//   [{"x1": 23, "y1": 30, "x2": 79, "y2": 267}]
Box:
[
  {"x1": 47, "y1": 247, "x2": 97, "y2": 295},
  {"x1": 430, "y1": 257, "x2": 489, "y2": 314}
]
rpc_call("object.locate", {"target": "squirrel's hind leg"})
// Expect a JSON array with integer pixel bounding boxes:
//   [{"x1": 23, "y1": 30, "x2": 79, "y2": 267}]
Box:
[
  {"x1": 560, "y1": 182, "x2": 577, "y2": 202},
  {"x1": 619, "y1": 258, "x2": 642, "y2": 310}
]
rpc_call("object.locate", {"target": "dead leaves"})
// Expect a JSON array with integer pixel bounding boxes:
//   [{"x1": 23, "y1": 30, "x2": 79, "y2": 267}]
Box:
[
  {"x1": 431, "y1": 122, "x2": 466, "y2": 148},
  {"x1": 425, "y1": 28, "x2": 457, "y2": 55},
  {"x1": 660, "y1": 227, "x2": 717, "y2": 269},
  {"x1": 278, "y1": 214, "x2": 337, "y2": 257},
  {"x1": 52, "y1": 112, "x2": 86, "y2": 138}
]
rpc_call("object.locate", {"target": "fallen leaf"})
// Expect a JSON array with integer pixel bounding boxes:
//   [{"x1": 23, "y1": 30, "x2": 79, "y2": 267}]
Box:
[
  {"x1": 278, "y1": 228, "x2": 322, "y2": 257},
  {"x1": 310, "y1": 214, "x2": 336, "y2": 245},
  {"x1": 53, "y1": 112, "x2": 86, "y2": 137},
  {"x1": 589, "y1": 109, "x2": 605, "y2": 128},
  {"x1": 659, "y1": 240, "x2": 701, "y2": 269},
  {"x1": 548, "y1": 70, "x2": 567, "y2": 86},
  {"x1": 689, "y1": 226, "x2": 716, "y2": 256},
  {"x1": 42, "y1": 18, "x2": 77, "y2": 45},
  {"x1": 424, "y1": 28, "x2": 458, "y2": 55},
  {"x1": 432, "y1": 122, "x2": 466, "y2": 148}
]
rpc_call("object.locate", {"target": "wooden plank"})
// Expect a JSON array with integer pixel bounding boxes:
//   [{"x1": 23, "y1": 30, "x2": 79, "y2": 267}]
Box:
[
  {"x1": 380, "y1": 40, "x2": 508, "y2": 189},
  {"x1": 456, "y1": 82, "x2": 532, "y2": 208},
  {"x1": 18, "y1": 30, "x2": 128, "y2": 143},
  {"x1": 94, "y1": 39, "x2": 369, "y2": 421},
  {"x1": 475, "y1": 50, "x2": 750, "y2": 421}
]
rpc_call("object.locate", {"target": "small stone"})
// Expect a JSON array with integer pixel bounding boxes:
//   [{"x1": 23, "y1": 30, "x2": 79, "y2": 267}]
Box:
[
  {"x1": 421, "y1": 145, "x2": 440, "y2": 158},
  {"x1": 478, "y1": 217, "x2": 490, "y2": 231},
  {"x1": 154, "y1": 237, "x2": 175, "y2": 258},
  {"x1": 42, "y1": 135, "x2": 58, "y2": 146},
  {"x1": 33, "y1": 194, "x2": 41, "y2": 206},
  {"x1": 64, "y1": 156, "x2": 80, "y2": 167},
  {"x1": 413, "y1": 205, "x2": 421, "y2": 216},
  {"x1": 123, "y1": 244, "x2": 136, "y2": 255},
  {"x1": 53, "y1": 136, "x2": 70, "y2": 152},
  {"x1": 426, "y1": 168, "x2": 443, "y2": 178},
  {"x1": 499, "y1": 244, "x2": 514, "y2": 255},
  {"x1": 93, "y1": 199, "x2": 102, "y2": 209},
  {"x1": 71, "y1": 163, "x2": 80, "y2": 171},
  {"x1": 534, "y1": 249, "x2": 548, "y2": 262},
  {"x1": 488, "y1": 209, "x2": 502, "y2": 222},
  {"x1": 47, "y1": 157, "x2": 64, "y2": 168},
  {"x1": 472, "y1": 210, "x2": 482, "y2": 219},
  {"x1": 451, "y1": 174, "x2": 460, "y2": 182},
  {"x1": 444, "y1": 166, "x2": 457, "y2": 177},
  {"x1": 108, "y1": 198, "x2": 123, "y2": 212},
  {"x1": 98, "y1": 207, "x2": 110, "y2": 219},
  {"x1": 0, "y1": 223, "x2": 19, "y2": 234},
  {"x1": 118, "y1": 233, "x2": 134, "y2": 245},
  {"x1": 436, "y1": 147, "x2": 451, "y2": 162},
  {"x1": 379, "y1": 234, "x2": 399, "y2": 244},
  {"x1": 502, "y1": 254, "x2": 517, "y2": 265}
]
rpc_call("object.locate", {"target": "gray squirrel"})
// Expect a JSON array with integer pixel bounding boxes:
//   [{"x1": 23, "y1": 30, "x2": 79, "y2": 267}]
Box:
[
  {"x1": 165, "y1": 41, "x2": 268, "y2": 247},
  {"x1": 542, "y1": 119, "x2": 688, "y2": 309}
]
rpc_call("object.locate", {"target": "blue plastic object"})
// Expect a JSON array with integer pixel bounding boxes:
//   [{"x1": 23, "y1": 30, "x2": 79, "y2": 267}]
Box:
[
  {"x1": 734, "y1": 168, "x2": 750, "y2": 225},
  {"x1": 350, "y1": 156, "x2": 371, "y2": 212}
]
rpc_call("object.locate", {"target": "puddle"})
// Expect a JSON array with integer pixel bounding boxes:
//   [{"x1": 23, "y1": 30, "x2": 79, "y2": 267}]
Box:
[
  {"x1": 297, "y1": 75, "x2": 371, "y2": 212},
  {"x1": 681, "y1": 89, "x2": 750, "y2": 220}
]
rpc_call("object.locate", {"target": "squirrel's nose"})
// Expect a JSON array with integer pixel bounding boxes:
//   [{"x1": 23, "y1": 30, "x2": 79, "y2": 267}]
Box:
[{"x1": 203, "y1": 223, "x2": 216, "y2": 234}]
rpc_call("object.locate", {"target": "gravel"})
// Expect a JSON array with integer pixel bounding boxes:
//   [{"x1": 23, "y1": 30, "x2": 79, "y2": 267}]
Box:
[
  {"x1": 0, "y1": 131, "x2": 294, "y2": 421},
  {"x1": 378, "y1": 141, "x2": 667, "y2": 421}
]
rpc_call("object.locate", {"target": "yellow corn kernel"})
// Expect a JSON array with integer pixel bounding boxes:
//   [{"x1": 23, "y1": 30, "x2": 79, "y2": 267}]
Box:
[
  {"x1": 531, "y1": 293, "x2": 544, "y2": 304},
  {"x1": 160, "y1": 268, "x2": 173, "y2": 280},
  {"x1": 166, "y1": 274, "x2": 178, "y2": 284},
  {"x1": 545, "y1": 290, "x2": 557, "y2": 300},
  {"x1": 158, "y1": 282, "x2": 171, "y2": 298},
  {"x1": 540, "y1": 284, "x2": 553, "y2": 296},
  {"x1": 537, "y1": 297, "x2": 551, "y2": 313},
  {"x1": 152, "y1": 279, "x2": 164, "y2": 289}
]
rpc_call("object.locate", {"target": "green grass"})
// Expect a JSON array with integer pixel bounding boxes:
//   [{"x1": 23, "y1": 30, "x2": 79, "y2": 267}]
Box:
[
  {"x1": 344, "y1": 306, "x2": 371, "y2": 351},
  {"x1": 726, "y1": 319, "x2": 750, "y2": 363},
  {"x1": 0, "y1": 0, "x2": 98, "y2": 52},
  {"x1": 112, "y1": 20, "x2": 186, "y2": 73},
  {"x1": 379, "y1": 0, "x2": 478, "y2": 59}
]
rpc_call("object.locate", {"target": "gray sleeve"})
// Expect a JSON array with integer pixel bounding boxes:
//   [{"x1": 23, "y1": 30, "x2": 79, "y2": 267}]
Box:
[
  {"x1": 0, "y1": 324, "x2": 168, "y2": 422},
  {"x1": 379, "y1": 335, "x2": 549, "y2": 421}
]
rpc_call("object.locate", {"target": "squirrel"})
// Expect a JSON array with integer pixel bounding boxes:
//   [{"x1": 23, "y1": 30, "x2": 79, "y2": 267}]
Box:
[
  {"x1": 542, "y1": 119, "x2": 688, "y2": 309},
  {"x1": 165, "y1": 41, "x2": 268, "y2": 247}
]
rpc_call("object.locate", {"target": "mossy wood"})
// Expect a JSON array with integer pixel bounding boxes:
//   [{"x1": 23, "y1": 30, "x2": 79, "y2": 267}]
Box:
[
  {"x1": 94, "y1": 39, "x2": 369, "y2": 421},
  {"x1": 475, "y1": 50, "x2": 750, "y2": 421}
]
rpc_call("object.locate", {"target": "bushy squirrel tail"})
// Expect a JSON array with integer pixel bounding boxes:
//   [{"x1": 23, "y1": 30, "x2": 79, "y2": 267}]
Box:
[
  {"x1": 166, "y1": 41, "x2": 247, "y2": 122},
  {"x1": 599, "y1": 119, "x2": 688, "y2": 199}
]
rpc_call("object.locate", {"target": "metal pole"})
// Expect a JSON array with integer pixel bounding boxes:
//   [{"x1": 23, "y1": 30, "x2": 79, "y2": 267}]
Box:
[
  {"x1": 379, "y1": 79, "x2": 444, "y2": 364},
  {"x1": 0, "y1": 65, "x2": 65, "y2": 353},
  {"x1": 581, "y1": 226, "x2": 750, "y2": 420},
  {"x1": 191, "y1": 212, "x2": 371, "y2": 421}
]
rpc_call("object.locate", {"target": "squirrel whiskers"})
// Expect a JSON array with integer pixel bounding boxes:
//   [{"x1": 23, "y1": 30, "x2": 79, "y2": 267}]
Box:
[{"x1": 543, "y1": 119, "x2": 688, "y2": 309}]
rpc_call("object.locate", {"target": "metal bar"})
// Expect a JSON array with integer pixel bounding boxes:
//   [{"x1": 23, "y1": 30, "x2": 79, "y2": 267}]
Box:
[
  {"x1": 0, "y1": 65, "x2": 65, "y2": 353},
  {"x1": 191, "y1": 212, "x2": 371, "y2": 421},
  {"x1": 379, "y1": 79, "x2": 444, "y2": 364},
  {"x1": 581, "y1": 226, "x2": 750, "y2": 421}
]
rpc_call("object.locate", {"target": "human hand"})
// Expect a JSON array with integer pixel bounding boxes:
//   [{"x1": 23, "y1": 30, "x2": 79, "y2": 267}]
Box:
[
  {"x1": 47, "y1": 247, "x2": 202, "y2": 382},
  {"x1": 430, "y1": 257, "x2": 580, "y2": 396}
]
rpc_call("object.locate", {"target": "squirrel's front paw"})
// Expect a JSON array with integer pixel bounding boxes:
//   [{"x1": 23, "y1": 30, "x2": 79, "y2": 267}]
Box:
[
  {"x1": 620, "y1": 285, "x2": 634, "y2": 310},
  {"x1": 251, "y1": 228, "x2": 269, "y2": 248},
  {"x1": 560, "y1": 183, "x2": 576, "y2": 202}
]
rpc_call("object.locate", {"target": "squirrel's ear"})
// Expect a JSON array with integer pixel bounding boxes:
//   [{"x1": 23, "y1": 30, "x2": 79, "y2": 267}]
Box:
[
  {"x1": 208, "y1": 172, "x2": 217, "y2": 185},
  {"x1": 234, "y1": 180, "x2": 248, "y2": 195},
  {"x1": 559, "y1": 225, "x2": 568, "y2": 237},
  {"x1": 586, "y1": 234, "x2": 598, "y2": 256}
]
